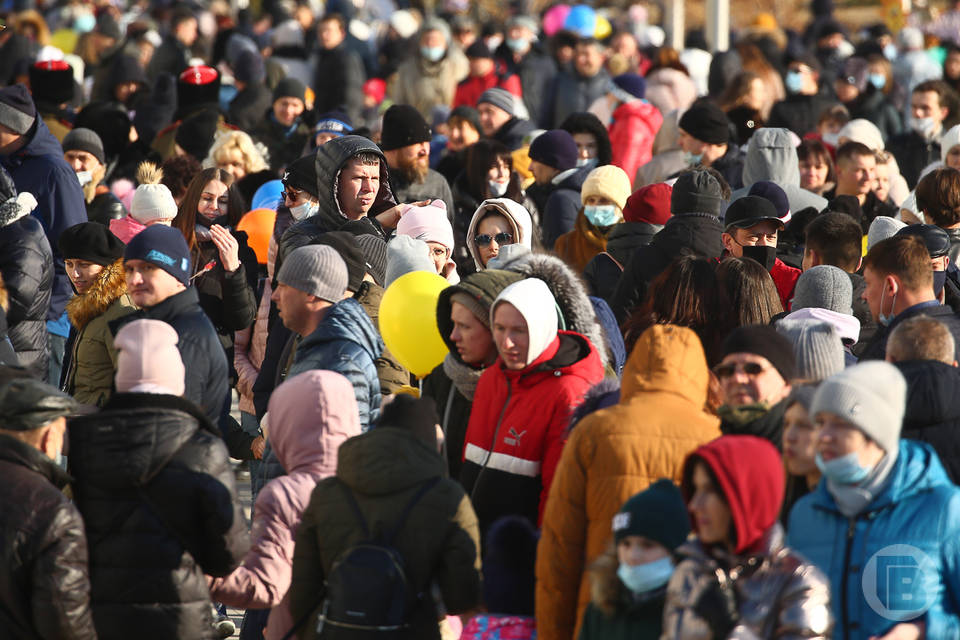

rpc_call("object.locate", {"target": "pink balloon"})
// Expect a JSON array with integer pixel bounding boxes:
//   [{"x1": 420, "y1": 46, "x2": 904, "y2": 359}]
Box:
[{"x1": 542, "y1": 4, "x2": 571, "y2": 36}]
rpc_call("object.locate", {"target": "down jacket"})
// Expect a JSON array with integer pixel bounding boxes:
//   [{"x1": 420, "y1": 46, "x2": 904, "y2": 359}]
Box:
[
  {"x1": 68, "y1": 393, "x2": 250, "y2": 640},
  {"x1": 289, "y1": 427, "x2": 483, "y2": 640},
  {"x1": 0, "y1": 433, "x2": 97, "y2": 640},
  {"x1": 788, "y1": 440, "x2": 960, "y2": 640},
  {"x1": 63, "y1": 259, "x2": 136, "y2": 406},
  {"x1": 210, "y1": 371, "x2": 361, "y2": 640},
  {"x1": 535, "y1": 325, "x2": 721, "y2": 640},
  {"x1": 896, "y1": 359, "x2": 960, "y2": 483},
  {"x1": 608, "y1": 99, "x2": 663, "y2": 186}
]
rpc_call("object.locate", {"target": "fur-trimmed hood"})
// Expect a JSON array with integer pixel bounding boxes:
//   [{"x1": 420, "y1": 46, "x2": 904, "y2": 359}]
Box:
[{"x1": 66, "y1": 259, "x2": 130, "y2": 330}]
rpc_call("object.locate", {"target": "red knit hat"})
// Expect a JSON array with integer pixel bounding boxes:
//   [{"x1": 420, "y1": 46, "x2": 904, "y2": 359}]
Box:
[
  {"x1": 623, "y1": 182, "x2": 672, "y2": 225},
  {"x1": 681, "y1": 435, "x2": 785, "y2": 554}
]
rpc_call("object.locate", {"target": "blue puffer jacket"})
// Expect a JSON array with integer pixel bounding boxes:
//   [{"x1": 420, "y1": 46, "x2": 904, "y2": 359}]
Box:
[{"x1": 787, "y1": 440, "x2": 960, "y2": 640}]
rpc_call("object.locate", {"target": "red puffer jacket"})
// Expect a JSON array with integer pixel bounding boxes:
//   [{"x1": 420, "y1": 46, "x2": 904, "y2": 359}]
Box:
[
  {"x1": 608, "y1": 99, "x2": 663, "y2": 186},
  {"x1": 459, "y1": 330, "x2": 604, "y2": 535},
  {"x1": 771, "y1": 257, "x2": 801, "y2": 310},
  {"x1": 452, "y1": 69, "x2": 523, "y2": 109}
]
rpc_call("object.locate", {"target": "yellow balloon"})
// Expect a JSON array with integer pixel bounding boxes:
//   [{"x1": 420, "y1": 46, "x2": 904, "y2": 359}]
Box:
[
  {"x1": 380, "y1": 271, "x2": 450, "y2": 378},
  {"x1": 594, "y1": 16, "x2": 612, "y2": 40}
]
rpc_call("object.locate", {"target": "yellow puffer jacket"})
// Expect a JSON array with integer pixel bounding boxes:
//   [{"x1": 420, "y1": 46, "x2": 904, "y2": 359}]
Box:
[{"x1": 535, "y1": 324, "x2": 721, "y2": 640}]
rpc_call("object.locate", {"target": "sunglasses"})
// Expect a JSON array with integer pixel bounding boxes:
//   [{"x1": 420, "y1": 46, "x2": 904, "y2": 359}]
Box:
[
  {"x1": 282, "y1": 189, "x2": 303, "y2": 202},
  {"x1": 474, "y1": 232, "x2": 513, "y2": 247},
  {"x1": 713, "y1": 362, "x2": 768, "y2": 379}
]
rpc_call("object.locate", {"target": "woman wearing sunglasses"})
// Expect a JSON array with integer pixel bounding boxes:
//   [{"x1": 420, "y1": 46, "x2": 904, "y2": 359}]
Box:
[{"x1": 465, "y1": 198, "x2": 534, "y2": 271}]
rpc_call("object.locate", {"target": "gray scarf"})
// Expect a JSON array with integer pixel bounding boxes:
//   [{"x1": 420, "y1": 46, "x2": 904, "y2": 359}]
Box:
[
  {"x1": 826, "y1": 450, "x2": 898, "y2": 518},
  {"x1": 441, "y1": 352, "x2": 483, "y2": 400}
]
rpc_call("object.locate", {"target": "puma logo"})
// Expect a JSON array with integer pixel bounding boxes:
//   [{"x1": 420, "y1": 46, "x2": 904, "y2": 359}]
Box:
[{"x1": 504, "y1": 427, "x2": 526, "y2": 447}]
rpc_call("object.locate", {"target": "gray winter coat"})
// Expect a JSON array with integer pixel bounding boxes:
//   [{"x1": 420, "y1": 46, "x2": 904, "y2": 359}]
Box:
[
  {"x1": 391, "y1": 167, "x2": 455, "y2": 220},
  {"x1": 540, "y1": 68, "x2": 611, "y2": 130}
]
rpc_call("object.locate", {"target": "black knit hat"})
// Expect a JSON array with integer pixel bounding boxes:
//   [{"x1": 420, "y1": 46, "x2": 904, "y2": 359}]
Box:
[
  {"x1": 679, "y1": 100, "x2": 731, "y2": 145},
  {"x1": 273, "y1": 77, "x2": 306, "y2": 103},
  {"x1": 313, "y1": 231, "x2": 365, "y2": 292},
  {"x1": 282, "y1": 153, "x2": 319, "y2": 198},
  {"x1": 449, "y1": 105, "x2": 481, "y2": 134},
  {"x1": 0, "y1": 84, "x2": 37, "y2": 135},
  {"x1": 465, "y1": 40, "x2": 493, "y2": 59},
  {"x1": 58, "y1": 222, "x2": 125, "y2": 266},
  {"x1": 29, "y1": 60, "x2": 74, "y2": 105},
  {"x1": 380, "y1": 104, "x2": 432, "y2": 151},
  {"x1": 62, "y1": 127, "x2": 106, "y2": 165},
  {"x1": 528, "y1": 129, "x2": 578, "y2": 171},
  {"x1": 671, "y1": 170, "x2": 724, "y2": 216},
  {"x1": 111, "y1": 55, "x2": 147, "y2": 87},
  {"x1": 377, "y1": 394, "x2": 439, "y2": 451},
  {"x1": 74, "y1": 102, "x2": 131, "y2": 163},
  {"x1": 720, "y1": 325, "x2": 797, "y2": 382},
  {"x1": 175, "y1": 108, "x2": 219, "y2": 162},
  {"x1": 613, "y1": 479, "x2": 690, "y2": 550}
]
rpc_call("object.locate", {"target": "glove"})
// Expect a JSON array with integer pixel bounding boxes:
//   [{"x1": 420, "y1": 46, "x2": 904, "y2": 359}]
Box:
[{"x1": 692, "y1": 568, "x2": 740, "y2": 639}]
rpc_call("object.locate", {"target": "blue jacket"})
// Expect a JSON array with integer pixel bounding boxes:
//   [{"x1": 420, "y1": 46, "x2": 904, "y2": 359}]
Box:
[
  {"x1": 787, "y1": 440, "x2": 960, "y2": 640},
  {"x1": 0, "y1": 118, "x2": 87, "y2": 321}
]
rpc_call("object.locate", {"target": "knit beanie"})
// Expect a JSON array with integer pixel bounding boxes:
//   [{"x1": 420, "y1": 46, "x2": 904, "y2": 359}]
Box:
[
  {"x1": 282, "y1": 153, "x2": 319, "y2": 198},
  {"x1": 775, "y1": 318, "x2": 846, "y2": 383},
  {"x1": 131, "y1": 162, "x2": 178, "y2": 224},
  {"x1": 612, "y1": 479, "x2": 690, "y2": 550},
  {"x1": 273, "y1": 76, "x2": 306, "y2": 103},
  {"x1": 385, "y1": 235, "x2": 436, "y2": 288},
  {"x1": 477, "y1": 88, "x2": 517, "y2": 117},
  {"x1": 62, "y1": 127, "x2": 106, "y2": 165},
  {"x1": 124, "y1": 225, "x2": 192, "y2": 286},
  {"x1": 580, "y1": 165, "x2": 632, "y2": 210},
  {"x1": 354, "y1": 234, "x2": 387, "y2": 286},
  {"x1": 678, "y1": 100, "x2": 730, "y2": 145},
  {"x1": 810, "y1": 361, "x2": 906, "y2": 454},
  {"x1": 611, "y1": 73, "x2": 646, "y2": 101},
  {"x1": 491, "y1": 278, "x2": 559, "y2": 366},
  {"x1": 0, "y1": 84, "x2": 37, "y2": 135},
  {"x1": 465, "y1": 41, "x2": 493, "y2": 59},
  {"x1": 277, "y1": 245, "x2": 348, "y2": 302},
  {"x1": 233, "y1": 49, "x2": 265, "y2": 85},
  {"x1": 313, "y1": 231, "x2": 366, "y2": 292},
  {"x1": 396, "y1": 200, "x2": 455, "y2": 250},
  {"x1": 114, "y1": 319, "x2": 186, "y2": 396},
  {"x1": 866, "y1": 216, "x2": 907, "y2": 251},
  {"x1": 380, "y1": 104, "x2": 432, "y2": 151},
  {"x1": 315, "y1": 111, "x2": 353, "y2": 137},
  {"x1": 449, "y1": 105, "x2": 481, "y2": 133},
  {"x1": 58, "y1": 222, "x2": 125, "y2": 266},
  {"x1": 29, "y1": 60, "x2": 74, "y2": 105},
  {"x1": 791, "y1": 265, "x2": 854, "y2": 315},
  {"x1": 720, "y1": 325, "x2": 797, "y2": 382},
  {"x1": 528, "y1": 129, "x2": 578, "y2": 171},
  {"x1": 175, "y1": 108, "x2": 219, "y2": 162},
  {"x1": 624, "y1": 183, "x2": 672, "y2": 224},
  {"x1": 671, "y1": 170, "x2": 724, "y2": 216}
]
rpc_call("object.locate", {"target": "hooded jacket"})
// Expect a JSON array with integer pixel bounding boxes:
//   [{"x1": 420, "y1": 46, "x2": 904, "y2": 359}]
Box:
[
  {"x1": 535, "y1": 325, "x2": 721, "y2": 640},
  {"x1": 210, "y1": 371, "x2": 361, "y2": 640},
  {"x1": 788, "y1": 440, "x2": 960, "y2": 640},
  {"x1": 543, "y1": 165, "x2": 592, "y2": 249},
  {"x1": 0, "y1": 433, "x2": 97, "y2": 640},
  {"x1": 63, "y1": 259, "x2": 136, "y2": 406},
  {"x1": 609, "y1": 100, "x2": 663, "y2": 185},
  {"x1": 289, "y1": 427, "x2": 483, "y2": 640},
  {"x1": 68, "y1": 393, "x2": 249, "y2": 639},
  {"x1": 663, "y1": 436, "x2": 832, "y2": 639},
  {"x1": 895, "y1": 359, "x2": 960, "y2": 484},
  {"x1": 0, "y1": 117, "x2": 88, "y2": 324},
  {"x1": 583, "y1": 221, "x2": 661, "y2": 302},
  {"x1": 465, "y1": 198, "x2": 535, "y2": 271},
  {"x1": 730, "y1": 128, "x2": 829, "y2": 213}
]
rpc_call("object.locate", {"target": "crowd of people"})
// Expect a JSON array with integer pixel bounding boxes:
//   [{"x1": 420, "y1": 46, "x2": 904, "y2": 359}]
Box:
[{"x1": 6, "y1": 0, "x2": 960, "y2": 639}]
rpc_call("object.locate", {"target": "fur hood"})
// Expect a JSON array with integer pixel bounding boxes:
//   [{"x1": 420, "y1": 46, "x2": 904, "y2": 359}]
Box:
[
  {"x1": 66, "y1": 259, "x2": 129, "y2": 330},
  {"x1": 492, "y1": 250, "x2": 610, "y2": 370}
]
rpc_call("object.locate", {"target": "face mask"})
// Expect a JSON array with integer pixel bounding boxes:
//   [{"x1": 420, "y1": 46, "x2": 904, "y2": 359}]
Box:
[
  {"x1": 617, "y1": 557, "x2": 675, "y2": 594},
  {"x1": 485, "y1": 36, "x2": 503, "y2": 51},
  {"x1": 576, "y1": 157, "x2": 598, "y2": 170},
  {"x1": 421, "y1": 46, "x2": 446, "y2": 62},
  {"x1": 883, "y1": 43, "x2": 898, "y2": 60},
  {"x1": 816, "y1": 451, "x2": 871, "y2": 485},
  {"x1": 785, "y1": 70, "x2": 805, "y2": 94},
  {"x1": 868, "y1": 73, "x2": 887, "y2": 90},
  {"x1": 54, "y1": 447, "x2": 67, "y2": 470},
  {"x1": 488, "y1": 180, "x2": 509, "y2": 197},
  {"x1": 75, "y1": 12, "x2": 96, "y2": 32},
  {"x1": 290, "y1": 200, "x2": 319, "y2": 221},
  {"x1": 877, "y1": 286, "x2": 898, "y2": 326},
  {"x1": 934, "y1": 270, "x2": 947, "y2": 297},
  {"x1": 822, "y1": 131, "x2": 840, "y2": 146},
  {"x1": 76, "y1": 170, "x2": 93, "y2": 187},
  {"x1": 584, "y1": 204, "x2": 619, "y2": 227},
  {"x1": 683, "y1": 151, "x2": 703, "y2": 167},
  {"x1": 506, "y1": 37, "x2": 529, "y2": 54},
  {"x1": 741, "y1": 244, "x2": 777, "y2": 271},
  {"x1": 912, "y1": 116, "x2": 938, "y2": 140}
]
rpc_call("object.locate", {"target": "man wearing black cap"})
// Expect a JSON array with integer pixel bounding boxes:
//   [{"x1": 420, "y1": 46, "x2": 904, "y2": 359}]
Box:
[
  {"x1": 0, "y1": 373, "x2": 97, "y2": 640},
  {"x1": 674, "y1": 99, "x2": 745, "y2": 190},
  {"x1": 722, "y1": 194, "x2": 801, "y2": 308},
  {"x1": 453, "y1": 42, "x2": 522, "y2": 110},
  {"x1": 381, "y1": 104, "x2": 455, "y2": 217},
  {"x1": 312, "y1": 13, "x2": 365, "y2": 124},
  {"x1": 251, "y1": 77, "x2": 313, "y2": 173},
  {"x1": 768, "y1": 52, "x2": 836, "y2": 137}
]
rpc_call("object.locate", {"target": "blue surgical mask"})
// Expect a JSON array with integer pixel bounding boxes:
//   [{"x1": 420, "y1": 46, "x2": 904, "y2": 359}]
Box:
[
  {"x1": 617, "y1": 557, "x2": 675, "y2": 594},
  {"x1": 683, "y1": 151, "x2": 703, "y2": 166},
  {"x1": 868, "y1": 73, "x2": 887, "y2": 90},
  {"x1": 290, "y1": 200, "x2": 319, "y2": 221},
  {"x1": 883, "y1": 43, "x2": 898, "y2": 60},
  {"x1": 584, "y1": 204, "x2": 619, "y2": 227},
  {"x1": 421, "y1": 46, "x2": 446, "y2": 62},
  {"x1": 877, "y1": 286, "x2": 897, "y2": 326},
  {"x1": 816, "y1": 451, "x2": 871, "y2": 485},
  {"x1": 54, "y1": 448, "x2": 67, "y2": 471},
  {"x1": 506, "y1": 37, "x2": 529, "y2": 53},
  {"x1": 785, "y1": 70, "x2": 805, "y2": 94},
  {"x1": 75, "y1": 12, "x2": 96, "y2": 32}
]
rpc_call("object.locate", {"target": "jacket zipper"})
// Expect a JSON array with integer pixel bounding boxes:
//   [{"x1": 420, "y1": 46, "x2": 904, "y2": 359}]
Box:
[
  {"x1": 470, "y1": 376, "x2": 512, "y2": 504},
  {"x1": 841, "y1": 518, "x2": 856, "y2": 640}
]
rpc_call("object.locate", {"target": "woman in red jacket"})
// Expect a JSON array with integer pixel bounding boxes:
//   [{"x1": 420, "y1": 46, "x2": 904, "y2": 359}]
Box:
[{"x1": 460, "y1": 277, "x2": 604, "y2": 536}]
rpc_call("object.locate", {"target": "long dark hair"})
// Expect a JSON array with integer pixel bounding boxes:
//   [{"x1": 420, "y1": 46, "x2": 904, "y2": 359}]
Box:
[
  {"x1": 715, "y1": 257, "x2": 783, "y2": 329},
  {"x1": 465, "y1": 140, "x2": 524, "y2": 203},
  {"x1": 173, "y1": 167, "x2": 243, "y2": 250}
]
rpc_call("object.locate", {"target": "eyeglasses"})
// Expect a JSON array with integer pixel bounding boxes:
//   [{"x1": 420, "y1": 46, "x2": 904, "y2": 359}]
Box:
[
  {"x1": 474, "y1": 232, "x2": 513, "y2": 247},
  {"x1": 713, "y1": 362, "x2": 768, "y2": 379},
  {"x1": 282, "y1": 188, "x2": 303, "y2": 202}
]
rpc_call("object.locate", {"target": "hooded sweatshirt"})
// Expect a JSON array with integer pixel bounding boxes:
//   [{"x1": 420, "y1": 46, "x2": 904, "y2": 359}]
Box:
[
  {"x1": 465, "y1": 198, "x2": 534, "y2": 271},
  {"x1": 210, "y1": 370, "x2": 361, "y2": 640}
]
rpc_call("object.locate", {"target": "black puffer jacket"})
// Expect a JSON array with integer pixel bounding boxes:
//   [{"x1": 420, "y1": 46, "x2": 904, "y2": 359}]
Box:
[
  {"x1": 68, "y1": 393, "x2": 249, "y2": 640},
  {"x1": 0, "y1": 434, "x2": 97, "y2": 640},
  {"x1": 583, "y1": 221, "x2": 661, "y2": 302},
  {"x1": 0, "y1": 179, "x2": 53, "y2": 379},
  {"x1": 896, "y1": 359, "x2": 960, "y2": 484}
]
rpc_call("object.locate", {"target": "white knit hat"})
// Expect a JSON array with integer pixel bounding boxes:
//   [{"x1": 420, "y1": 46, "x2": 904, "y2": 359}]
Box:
[{"x1": 131, "y1": 162, "x2": 178, "y2": 224}]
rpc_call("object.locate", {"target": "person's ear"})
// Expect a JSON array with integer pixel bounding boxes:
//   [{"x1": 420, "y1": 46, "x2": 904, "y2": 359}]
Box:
[
  {"x1": 856, "y1": 256, "x2": 863, "y2": 272},
  {"x1": 721, "y1": 232, "x2": 735, "y2": 253},
  {"x1": 940, "y1": 105, "x2": 950, "y2": 122}
]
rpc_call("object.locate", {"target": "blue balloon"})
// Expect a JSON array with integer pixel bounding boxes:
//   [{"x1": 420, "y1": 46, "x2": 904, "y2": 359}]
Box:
[
  {"x1": 252, "y1": 179, "x2": 284, "y2": 212},
  {"x1": 564, "y1": 5, "x2": 597, "y2": 38}
]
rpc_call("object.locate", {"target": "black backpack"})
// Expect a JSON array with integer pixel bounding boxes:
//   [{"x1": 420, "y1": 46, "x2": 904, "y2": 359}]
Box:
[{"x1": 314, "y1": 476, "x2": 441, "y2": 638}]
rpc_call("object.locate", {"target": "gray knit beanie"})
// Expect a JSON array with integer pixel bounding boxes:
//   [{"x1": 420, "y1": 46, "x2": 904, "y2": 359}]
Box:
[
  {"x1": 867, "y1": 216, "x2": 907, "y2": 251},
  {"x1": 385, "y1": 235, "x2": 435, "y2": 288},
  {"x1": 791, "y1": 265, "x2": 854, "y2": 315},
  {"x1": 277, "y1": 245, "x2": 348, "y2": 303},
  {"x1": 810, "y1": 361, "x2": 906, "y2": 453},
  {"x1": 477, "y1": 88, "x2": 517, "y2": 118},
  {"x1": 776, "y1": 318, "x2": 846, "y2": 382}
]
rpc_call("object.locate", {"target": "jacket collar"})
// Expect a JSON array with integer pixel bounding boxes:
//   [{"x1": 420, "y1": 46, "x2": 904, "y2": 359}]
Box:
[
  {"x1": 0, "y1": 432, "x2": 71, "y2": 489},
  {"x1": 141, "y1": 286, "x2": 201, "y2": 322}
]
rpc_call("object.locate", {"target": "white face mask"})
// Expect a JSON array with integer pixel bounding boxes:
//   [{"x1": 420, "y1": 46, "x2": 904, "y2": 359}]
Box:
[
  {"x1": 76, "y1": 170, "x2": 93, "y2": 186},
  {"x1": 488, "y1": 179, "x2": 509, "y2": 197},
  {"x1": 290, "y1": 200, "x2": 319, "y2": 221},
  {"x1": 912, "y1": 116, "x2": 938, "y2": 140}
]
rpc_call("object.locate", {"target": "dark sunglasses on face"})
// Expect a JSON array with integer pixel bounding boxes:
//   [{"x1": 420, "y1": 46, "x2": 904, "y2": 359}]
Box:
[
  {"x1": 474, "y1": 232, "x2": 513, "y2": 247},
  {"x1": 282, "y1": 189, "x2": 302, "y2": 202},
  {"x1": 713, "y1": 362, "x2": 767, "y2": 379}
]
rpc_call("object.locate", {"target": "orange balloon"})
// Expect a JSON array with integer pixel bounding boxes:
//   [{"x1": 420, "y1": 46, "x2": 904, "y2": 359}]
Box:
[{"x1": 237, "y1": 208, "x2": 277, "y2": 265}]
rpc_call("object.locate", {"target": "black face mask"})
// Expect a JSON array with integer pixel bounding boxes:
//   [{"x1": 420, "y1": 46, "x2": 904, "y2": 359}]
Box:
[
  {"x1": 741, "y1": 244, "x2": 777, "y2": 272},
  {"x1": 934, "y1": 270, "x2": 947, "y2": 298}
]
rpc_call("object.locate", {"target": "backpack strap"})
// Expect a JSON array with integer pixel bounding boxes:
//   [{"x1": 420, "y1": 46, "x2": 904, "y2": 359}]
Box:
[{"x1": 385, "y1": 476, "x2": 441, "y2": 545}]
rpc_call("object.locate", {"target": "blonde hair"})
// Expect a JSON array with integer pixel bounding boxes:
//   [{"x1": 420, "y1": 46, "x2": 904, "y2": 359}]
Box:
[{"x1": 204, "y1": 130, "x2": 269, "y2": 174}]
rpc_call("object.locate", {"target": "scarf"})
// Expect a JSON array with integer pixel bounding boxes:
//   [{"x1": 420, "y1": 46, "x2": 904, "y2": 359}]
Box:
[
  {"x1": 826, "y1": 449, "x2": 898, "y2": 518},
  {"x1": 441, "y1": 352, "x2": 483, "y2": 400}
]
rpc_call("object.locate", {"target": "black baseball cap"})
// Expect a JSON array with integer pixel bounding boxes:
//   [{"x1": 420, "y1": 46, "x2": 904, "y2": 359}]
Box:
[{"x1": 724, "y1": 196, "x2": 785, "y2": 231}]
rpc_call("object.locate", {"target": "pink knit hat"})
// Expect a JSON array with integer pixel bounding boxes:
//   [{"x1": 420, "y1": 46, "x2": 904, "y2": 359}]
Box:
[
  {"x1": 114, "y1": 319, "x2": 186, "y2": 396},
  {"x1": 396, "y1": 200, "x2": 455, "y2": 250}
]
